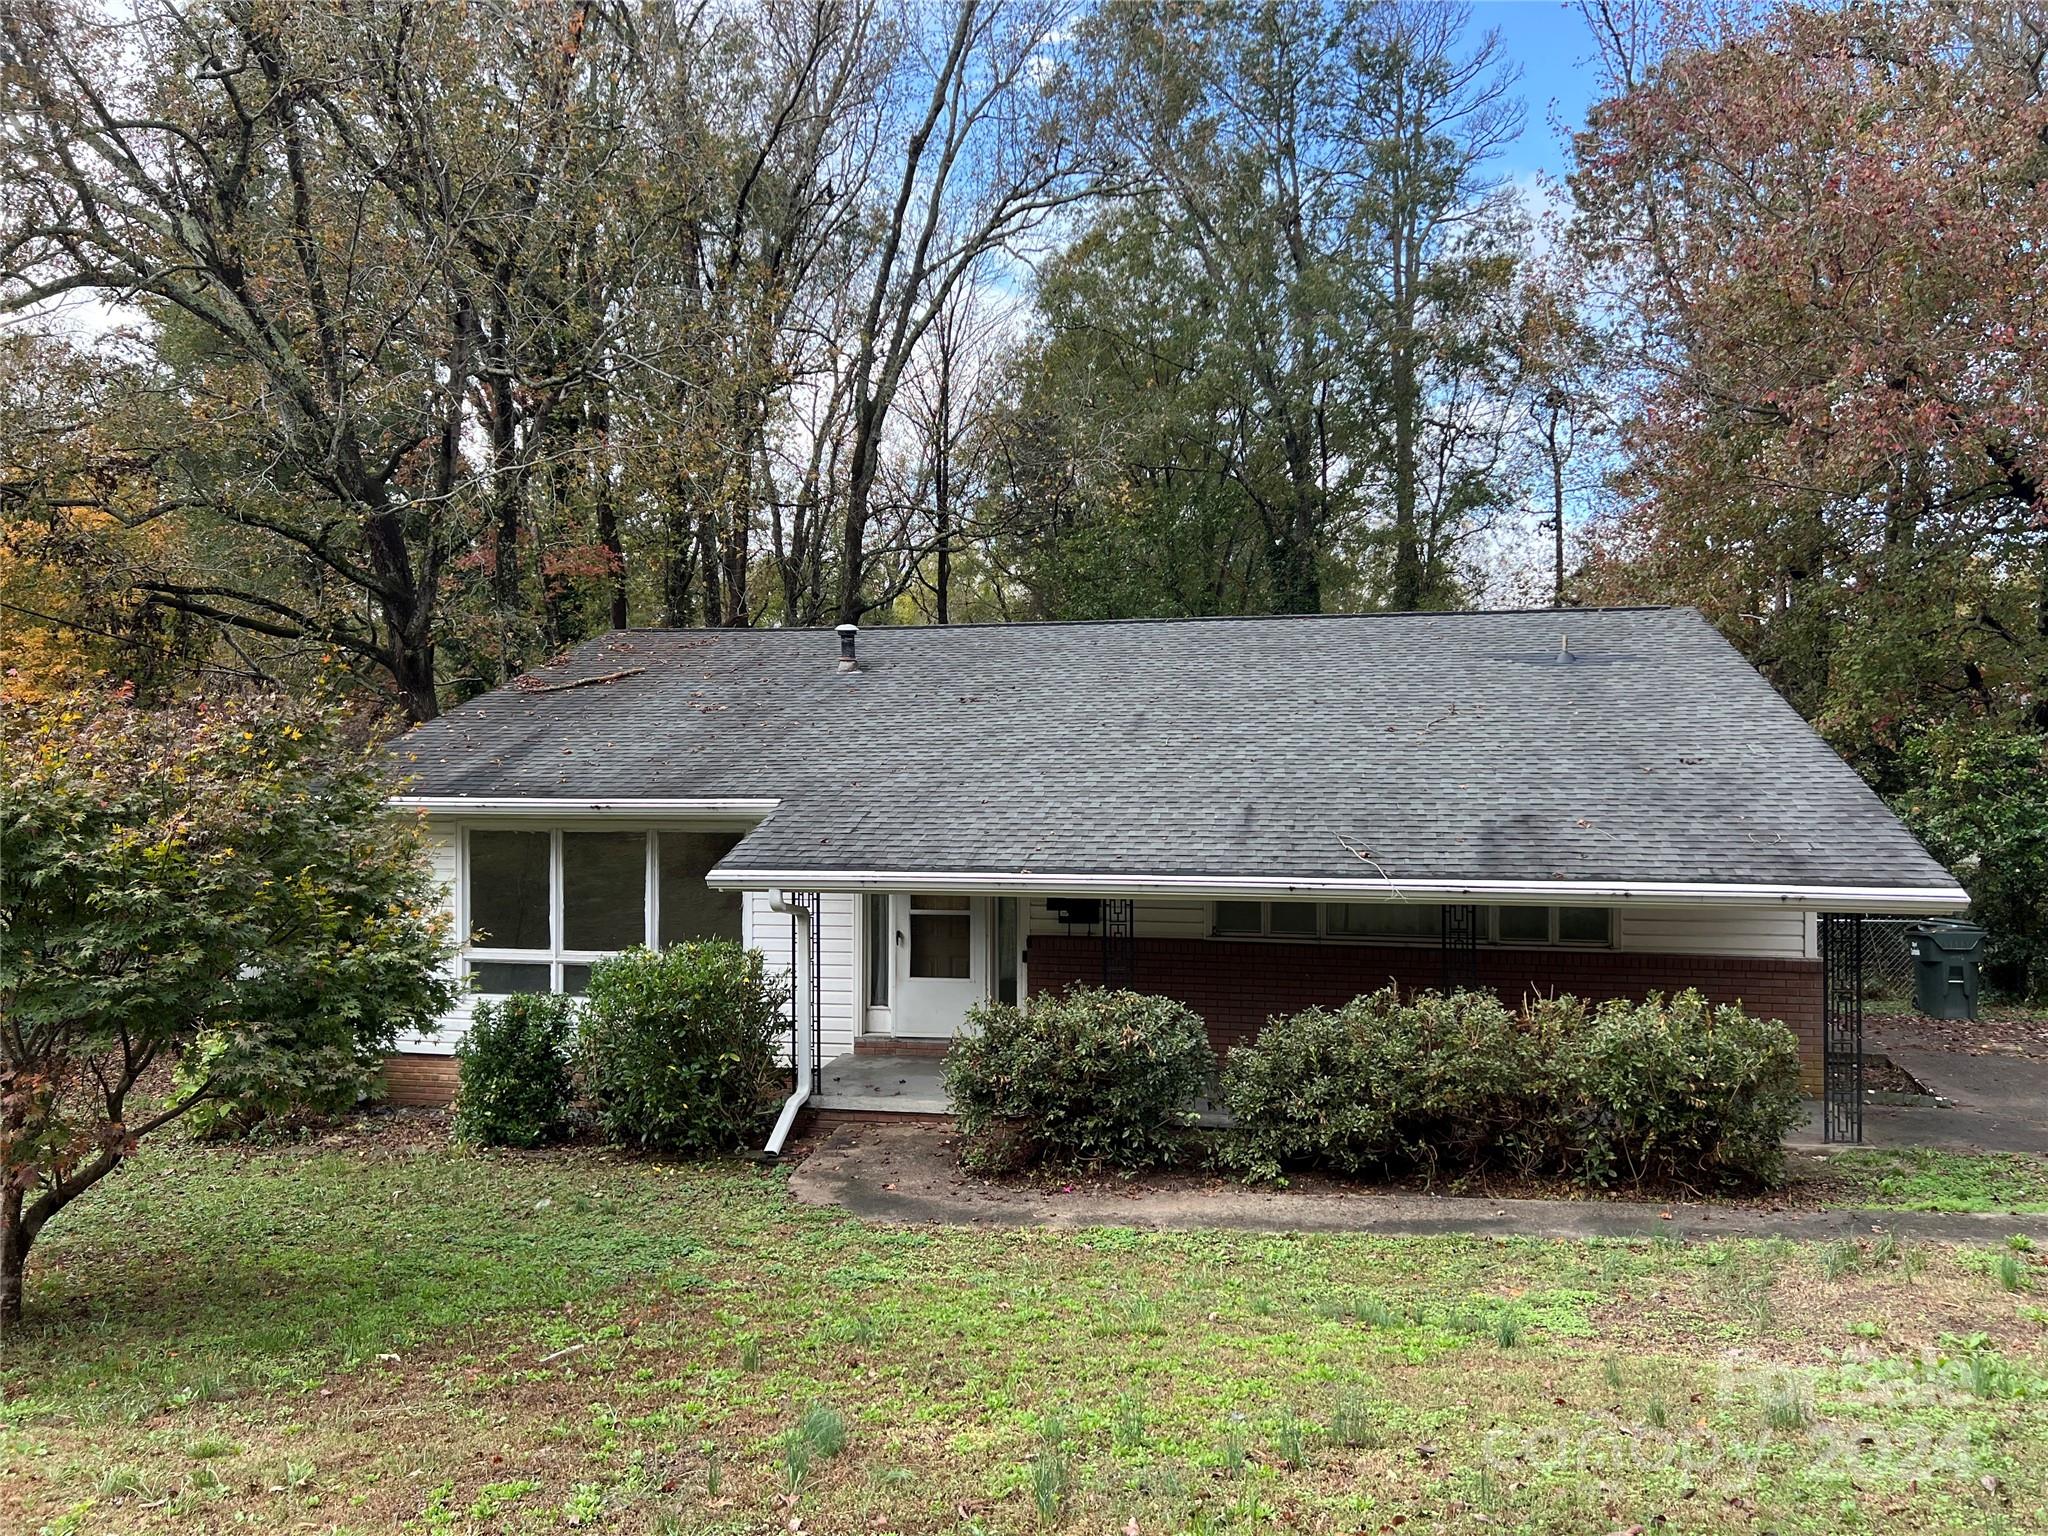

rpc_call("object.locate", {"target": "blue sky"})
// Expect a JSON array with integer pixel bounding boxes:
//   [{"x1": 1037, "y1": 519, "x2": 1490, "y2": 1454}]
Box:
[{"x1": 1475, "y1": 1, "x2": 1604, "y2": 184}]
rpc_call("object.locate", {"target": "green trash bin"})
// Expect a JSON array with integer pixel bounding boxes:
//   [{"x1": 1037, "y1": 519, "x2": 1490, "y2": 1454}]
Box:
[{"x1": 1908, "y1": 920, "x2": 1984, "y2": 1021}]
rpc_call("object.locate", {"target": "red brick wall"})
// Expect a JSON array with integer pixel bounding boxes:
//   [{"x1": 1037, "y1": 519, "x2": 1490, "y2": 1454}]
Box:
[
  {"x1": 1027, "y1": 934, "x2": 1824, "y2": 1086},
  {"x1": 382, "y1": 1052, "x2": 460, "y2": 1107}
]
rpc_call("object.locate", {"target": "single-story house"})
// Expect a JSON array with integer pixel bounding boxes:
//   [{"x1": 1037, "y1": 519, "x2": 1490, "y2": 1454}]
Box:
[{"x1": 386, "y1": 606, "x2": 1967, "y2": 1145}]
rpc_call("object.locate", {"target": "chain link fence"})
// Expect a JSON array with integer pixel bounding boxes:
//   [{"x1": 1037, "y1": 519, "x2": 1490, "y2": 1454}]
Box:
[{"x1": 1860, "y1": 917, "x2": 1917, "y2": 1002}]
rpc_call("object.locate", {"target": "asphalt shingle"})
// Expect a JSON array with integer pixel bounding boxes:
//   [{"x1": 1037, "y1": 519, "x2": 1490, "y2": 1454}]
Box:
[{"x1": 388, "y1": 608, "x2": 1961, "y2": 896}]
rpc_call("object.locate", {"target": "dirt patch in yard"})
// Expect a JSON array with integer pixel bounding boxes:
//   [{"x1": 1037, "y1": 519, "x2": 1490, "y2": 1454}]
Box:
[
  {"x1": 1871, "y1": 1003, "x2": 2048, "y2": 1059},
  {"x1": 799, "y1": 1123, "x2": 1851, "y2": 1213},
  {"x1": 1862, "y1": 1053, "x2": 1935, "y2": 1097}
]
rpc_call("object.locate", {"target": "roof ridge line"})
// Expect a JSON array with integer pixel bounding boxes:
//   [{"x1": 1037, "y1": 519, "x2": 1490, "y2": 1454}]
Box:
[{"x1": 613, "y1": 605, "x2": 1685, "y2": 638}]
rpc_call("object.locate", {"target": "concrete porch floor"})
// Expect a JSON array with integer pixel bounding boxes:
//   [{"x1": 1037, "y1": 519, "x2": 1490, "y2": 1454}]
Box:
[
  {"x1": 813, "y1": 1050, "x2": 952, "y2": 1114},
  {"x1": 811, "y1": 1050, "x2": 1231, "y2": 1124}
]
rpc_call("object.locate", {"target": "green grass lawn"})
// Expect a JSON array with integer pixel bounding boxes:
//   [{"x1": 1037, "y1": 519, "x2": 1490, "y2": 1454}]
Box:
[
  {"x1": 1817, "y1": 1149, "x2": 2048, "y2": 1214},
  {"x1": 4, "y1": 1121, "x2": 2047, "y2": 1535}
]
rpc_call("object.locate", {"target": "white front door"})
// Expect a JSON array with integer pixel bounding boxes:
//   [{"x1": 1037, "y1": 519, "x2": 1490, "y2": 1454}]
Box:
[{"x1": 894, "y1": 893, "x2": 986, "y2": 1038}]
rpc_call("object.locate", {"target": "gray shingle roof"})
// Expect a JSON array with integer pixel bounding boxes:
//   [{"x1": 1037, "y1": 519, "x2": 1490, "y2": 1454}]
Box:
[{"x1": 389, "y1": 608, "x2": 1962, "y2": 901}]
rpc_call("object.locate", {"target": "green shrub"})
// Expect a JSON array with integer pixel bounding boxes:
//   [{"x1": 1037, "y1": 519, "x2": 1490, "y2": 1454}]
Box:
[
  {"x1": 1554, "y1": 990, "x2": 1802, "y2": 1190},
  {"x1": 453, "y1": 992, "x2": 577, "y2": 1148},
  {"x1": 1221, "y1": 986, "x2": 1800, "y2": 1191},
  {"x1": 1217, "y1": 987, "x2": 1561, "y2": 1182},
  {"x1": 944, "y1": 987, "x2": 1214, "y2": 1172},
  {"x1": 576, "y1": 942, "x2": 789, "y2": 1154}
]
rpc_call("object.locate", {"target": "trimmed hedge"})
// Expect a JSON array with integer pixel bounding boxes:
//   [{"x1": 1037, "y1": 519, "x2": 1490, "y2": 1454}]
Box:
[
  {"x1": 944, "y1": 986, "x2": 1214, "y2": 1172},
  {"x1": 454, "y1": 992, "x2": 577, "y2": 1148},
  {"x1": 577, "y1": 941, "x2": 789, "y2": 1154},
  {"x1": 1551, "y1": 990, "x2": 1803, "y2": 1189},
  {"x1": 1220, "y1": 986, "x2": 1802, "y2": 1190}
]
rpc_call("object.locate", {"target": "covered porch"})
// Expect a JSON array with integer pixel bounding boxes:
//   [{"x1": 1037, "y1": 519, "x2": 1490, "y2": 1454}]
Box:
[{"x1": 767, "y1": 883, "x2": 1932, "y2": 1148}]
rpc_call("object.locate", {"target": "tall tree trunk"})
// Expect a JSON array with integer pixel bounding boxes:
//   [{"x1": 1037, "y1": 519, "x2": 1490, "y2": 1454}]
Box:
[
  {"x1": 1549, "y1": 410, "x2": 1567, "y2": 608},
  {"x1": 388, "y1": 618, "x2": 439, "y2": 722},
  {"x1": 661, "y1": 488, "x2": 695, "y2": 627},
  {"x1": 933, "y1": 359, "x2": 952, "y2": 624},
  {"x1": 0, "y1": 1184, "x2": 24, "y2": 1330},
  {"x1": 695, "y1": 508, "x2": 724, "y2": 628},
  {"x1": 836, "y1": 399, "x2": 883, "y2": 625},
  {"x1": 590, "y1": 397, "x2": 627, "y2": 630},
  {"x1": 1389, "y1": 329, "x2": 1423, "y2": 609},
  {"x1": 360, "y1": 487, "x2": 441, "y2": 720}
]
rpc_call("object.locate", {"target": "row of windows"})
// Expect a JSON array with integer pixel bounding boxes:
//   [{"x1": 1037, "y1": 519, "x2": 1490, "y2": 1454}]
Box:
[
  {"x1": 463, "y1": 828, "x2": 744, "y2": 995},
  {"x1": 1213, "y1": 901, "x2": 1613, "y2": 947}
]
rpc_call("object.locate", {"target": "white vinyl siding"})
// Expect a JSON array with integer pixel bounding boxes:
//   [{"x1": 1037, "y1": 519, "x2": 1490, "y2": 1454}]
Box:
[
  {"x1": 739, "y1": 889, "x2": 855, "y2": 1065},
  {"x1": 1614, "y1": 905, "x2": 1817, "y2": 960},
  {"x1": 397, "y1": 826, "x2": 470, "y2": 1053}
]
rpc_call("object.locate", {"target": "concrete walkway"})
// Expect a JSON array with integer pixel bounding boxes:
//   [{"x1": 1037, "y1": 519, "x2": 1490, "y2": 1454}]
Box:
[{"x1": 788, "y1": 1124, "x2": 2048, "y2": 1244}]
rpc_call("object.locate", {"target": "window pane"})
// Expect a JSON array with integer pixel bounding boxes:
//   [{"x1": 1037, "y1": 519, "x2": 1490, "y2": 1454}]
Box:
[
  {"x1": 1268, "y1": 902, "x2": 1318, "y2": 937},
  {"x1": 563, "y1": 831, "x2": 647, "y2": 951},
  {"x1": 467, "y1": 960, "x2": 552, "y2": 994},
  {"x1": 1497, "y1": 906, "x2": 1550, "y2": 943},
  {"x1": 1558, "y1": 906, "x2": 1611, "y2": 945},
  {"x1": 1215, "y1": 901, "x2": 1263, "y2": 936},
  {"x1": 657, "y1": 830, "x2": 744, "y2": 946},
  {"x1": 467, "y1": 831, "x2": 551, "y2": 949},
  {"x1": 995, "y1": 897, "x2": 1020, "y2": 1006},
  {"x1": 865, "y1": 893, "x2": 891, "y2": 1008},
  {"x1": 911, "y1": 892, "x2": 971, "y2": 912},
  {"x1": 910, "y1": 912, "x2": 972, "y2": 979},
  {"x1": 560, "y1": 963, "x2": 592, "y2": 996},
  {"x1": 1327, "y1": 903, "x2": 1439, "y2": 940}
]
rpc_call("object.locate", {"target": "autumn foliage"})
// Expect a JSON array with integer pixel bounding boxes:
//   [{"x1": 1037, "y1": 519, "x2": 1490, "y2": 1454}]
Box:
[{"x1": 0, "y1": 688, "x2": 454, "y2": 1326}]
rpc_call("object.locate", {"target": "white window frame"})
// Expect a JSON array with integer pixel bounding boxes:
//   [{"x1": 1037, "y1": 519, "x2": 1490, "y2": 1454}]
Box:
[
  {"x1": 459, "y1": 822, "x2": 750, "y2": 997},
  {"x1": 857, "y1": 892, "x2": 1029, "y2": 1036},
  {"x1": 860, "y1": 891, "x2": 893, "y2": 1034},
  {"x1": 1489, "y1": 904, "x2": 1613, "y2": 949}
]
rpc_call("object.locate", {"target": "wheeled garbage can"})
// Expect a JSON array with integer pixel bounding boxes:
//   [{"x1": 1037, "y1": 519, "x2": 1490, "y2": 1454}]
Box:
[{"x1": 1908, "y1": 920, "x2": 1985, "y2": 1021}]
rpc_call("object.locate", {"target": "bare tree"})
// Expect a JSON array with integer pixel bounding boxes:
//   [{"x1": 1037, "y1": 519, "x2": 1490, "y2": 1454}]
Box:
[
  {"x1": 831, "y1": 0, "x2": 1098, "y2": 624},
  {"x1": 0, "y1": 0, "x2": 650, "y2": 717}
]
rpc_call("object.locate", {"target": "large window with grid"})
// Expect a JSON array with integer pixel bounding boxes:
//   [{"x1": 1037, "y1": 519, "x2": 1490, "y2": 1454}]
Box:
[{"x1": 462, "y1": 827, "x2": 745, "y2": 996}]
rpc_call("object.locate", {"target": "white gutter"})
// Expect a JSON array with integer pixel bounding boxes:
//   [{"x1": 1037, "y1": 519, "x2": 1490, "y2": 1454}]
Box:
[
  {"x1": 706, "y1": 867, "x2": 1969, "y2": 915},
  {"x1": 389, "y1": 796, "x2": 779, "y2": 818},
  {"x1": 762, "y1": 889, "x2": 813, "y2": 1157}
]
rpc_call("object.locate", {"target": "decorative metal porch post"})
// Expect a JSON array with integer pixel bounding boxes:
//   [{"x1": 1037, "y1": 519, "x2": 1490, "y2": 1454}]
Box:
[
  {"x1": 1440, "y1": 903, "x2": 1479, "y2": 992},
  {"x1": 1101, "y1": 898, "x2": 1136, "y2": 989},
  {"x1": 1820, "y1": 912, "x2": 1865, "y2": 1144}
]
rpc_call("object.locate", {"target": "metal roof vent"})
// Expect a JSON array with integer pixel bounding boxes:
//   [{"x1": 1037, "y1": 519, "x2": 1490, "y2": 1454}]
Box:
[{"x1": 836, "y1": 623, "x2": 859, "y2": 672}]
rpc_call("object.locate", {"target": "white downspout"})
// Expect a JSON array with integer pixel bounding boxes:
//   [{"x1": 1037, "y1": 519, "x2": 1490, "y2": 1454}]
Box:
[{"x1": 764, "y1": 889, "x2": 813, "y2": 1156}]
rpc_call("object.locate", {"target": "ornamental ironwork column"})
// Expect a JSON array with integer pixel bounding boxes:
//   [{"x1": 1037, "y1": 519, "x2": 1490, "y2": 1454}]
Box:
[
  {"x1": 1821, "y1": 912, "x2": 1865, "y2": 1144},
  {"x1": 1101, "y1": 898, "x2": 1136, "y2": 989},
  {"x1": 1440, "y1": 903, "x2": 1479, "y2": 992}
]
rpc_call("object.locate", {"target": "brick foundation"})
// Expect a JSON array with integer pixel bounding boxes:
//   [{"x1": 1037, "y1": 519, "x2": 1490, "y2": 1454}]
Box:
[
  {"x1": 382, "y1": 1052, "x2": 460, "y2": 1106},
  {"x1": 1028, "y1": 935, "x2": 1824, "y2": 1088}
]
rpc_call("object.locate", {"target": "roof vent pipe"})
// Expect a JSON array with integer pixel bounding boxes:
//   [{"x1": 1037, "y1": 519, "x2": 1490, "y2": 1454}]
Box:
[{"x1": 836, "y1": 623, "x2": 859, "y2": 671}]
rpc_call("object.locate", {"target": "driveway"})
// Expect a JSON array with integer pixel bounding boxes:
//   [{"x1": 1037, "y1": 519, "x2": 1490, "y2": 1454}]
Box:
[{"x1": 1830, "y1": 1008, "x2": 2048, "y2": 1155}]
